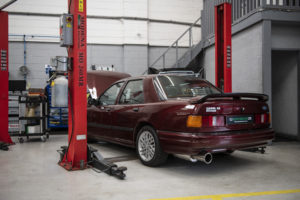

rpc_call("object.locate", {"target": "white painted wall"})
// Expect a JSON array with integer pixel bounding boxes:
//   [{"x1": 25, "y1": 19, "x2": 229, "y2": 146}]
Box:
[
  {"x1": 4, "y1": 0, "x2": 67, "y2": 14},
  {"x1": 5, "y1": 0, "x2": 202, "y2": 46},
  {"x1": 149, "y1": 0, "x2": 202, "y2": 23},
  {"x1": 87, "y1": 19, "x2": 123, "y2": 44},
  {"x1": 123, "y1": 20, "x2": 148, "y2": 45},
  {"x1": 149, "y1": 23, "x2": 201, "y2": 46}
]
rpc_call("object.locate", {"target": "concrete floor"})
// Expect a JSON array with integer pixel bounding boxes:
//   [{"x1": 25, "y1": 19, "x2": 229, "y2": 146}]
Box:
[{"x1": 1, "y1": 135, "x2": 300, "y2": 200}]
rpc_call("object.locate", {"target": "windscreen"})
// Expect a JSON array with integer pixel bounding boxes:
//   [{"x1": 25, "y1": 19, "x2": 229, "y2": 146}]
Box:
[{"x1": 156, "y1": 75, "x2": 221, "y2": 98}]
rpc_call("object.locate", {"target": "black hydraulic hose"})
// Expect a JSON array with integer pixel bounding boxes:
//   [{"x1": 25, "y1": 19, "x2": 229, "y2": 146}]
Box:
[{"x1": 62, "y1": 80, "x2": 74, "y2": 163}]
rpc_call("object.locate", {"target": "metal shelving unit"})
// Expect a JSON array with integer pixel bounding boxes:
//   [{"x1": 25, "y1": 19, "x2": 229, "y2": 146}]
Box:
[
  {"x1": 11, "y1": 95, "x2": 48, "y2": 143},
  {"x1": 8, "y1": 93, "x2": 21, "y2": 137}
]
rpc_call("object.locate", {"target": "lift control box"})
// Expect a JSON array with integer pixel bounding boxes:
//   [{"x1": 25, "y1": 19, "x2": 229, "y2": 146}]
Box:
[{"x1": 60, "y1": 14, "x2": 73, "y2": 47}]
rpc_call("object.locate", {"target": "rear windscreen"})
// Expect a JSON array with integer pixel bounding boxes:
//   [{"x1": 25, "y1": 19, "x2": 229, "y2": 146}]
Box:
[{"x1": 156, "y1": 75, "x2": 221, "y2": 98}]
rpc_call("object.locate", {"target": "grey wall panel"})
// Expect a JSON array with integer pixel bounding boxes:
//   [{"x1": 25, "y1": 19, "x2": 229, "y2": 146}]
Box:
[
  {"x1": 9, "y1": 42, "x2": 196, "y2": 88},
  {"x1": 203, "y1": 45, "x2": 215, "y2": 83},
  {"x1": 9, "y1": 42, "x2": 67, "y2": 88},
  {"x1": 88, "y1": 45, "x2": 124, "y2": 72},
  {"x1": 272, "y1": 23, "x2": 300, "y2": 50},
  {"x1": 149, "y1": 47, "x2": 188, "y2": 69},
  {"x1": 202, "y1": 22, "x2": 263, "y2": 92},
  {"x1": 123, "y1": 45, "x2": 148, "y2": 76},
  {"x1": 272, "y1": 51, "x2": 298, "y2": 137},
  {"x1": 9, "y1": 42, "x2": 24, "y2": 81},
  {"x1": 232, "y1": 22, "x2": 263, "y2": 93}
]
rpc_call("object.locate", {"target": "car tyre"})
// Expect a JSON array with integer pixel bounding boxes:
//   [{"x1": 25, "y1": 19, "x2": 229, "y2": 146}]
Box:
[{"x1": 136, "y1": 126, "x2": 168, "y2": 167}]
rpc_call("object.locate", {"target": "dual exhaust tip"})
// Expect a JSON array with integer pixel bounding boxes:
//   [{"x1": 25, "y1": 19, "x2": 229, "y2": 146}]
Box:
[{"x1": 175, "y1": 152, "x2": 213, "y2": 165}]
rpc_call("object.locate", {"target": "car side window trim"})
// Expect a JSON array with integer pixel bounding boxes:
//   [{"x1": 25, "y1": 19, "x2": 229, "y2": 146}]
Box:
[
  {"x1": 119, "y1": 79, "x2": 145, "y2": 105},
  {"x1": 98, "y1": 81, "x2": 125, "y2": 106},
  {"x1": 153, "y1": 77, "x2": 168, "y2": 101}
]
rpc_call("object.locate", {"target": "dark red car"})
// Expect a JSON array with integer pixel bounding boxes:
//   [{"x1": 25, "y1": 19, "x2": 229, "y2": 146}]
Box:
[{"x1": 87, "y1": 73, "x2": 274, "y2": 166}]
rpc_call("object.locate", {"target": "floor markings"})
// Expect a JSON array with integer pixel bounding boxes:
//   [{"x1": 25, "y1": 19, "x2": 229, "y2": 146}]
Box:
[{"x1": 149, "y1": 189, "x2": 300, "y2": 200}]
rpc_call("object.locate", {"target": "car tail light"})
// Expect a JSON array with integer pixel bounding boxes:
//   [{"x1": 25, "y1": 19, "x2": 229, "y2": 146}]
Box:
[
  {"x1": 187, "y1": 115, "x2": 224, "y2": 128},
  {"x1": 255, "y1": 113, "x2": 270, "y2": 124},
  {"x1": 187, "y1": 115, "x2": 202, "y2": 128},
  {"x1": 202, "y1": 116, "x2": 225, "y2": 127}
]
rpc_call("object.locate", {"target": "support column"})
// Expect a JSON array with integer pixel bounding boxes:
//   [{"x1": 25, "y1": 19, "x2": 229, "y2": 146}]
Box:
[
  {"x1": 262, "y1": 20, "x2": 272, "y2": 121},
  {"x1": 297, "y1": 50, "x2": 300, "y2": 141},
  {"x1": 0, "y1": 11, "x2": 13, "y2": 144}
]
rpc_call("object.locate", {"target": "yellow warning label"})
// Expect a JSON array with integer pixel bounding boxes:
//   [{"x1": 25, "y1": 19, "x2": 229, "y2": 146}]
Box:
[
  {"x1": 66, "y1": 23, "x2": 71, "y2": 28},
  {"x1": 79, "y1": 0, "x2": 84, "y2": 12}
]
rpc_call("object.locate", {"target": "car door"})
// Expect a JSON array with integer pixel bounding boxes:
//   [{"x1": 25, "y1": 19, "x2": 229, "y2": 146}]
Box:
[
  {"x1": 87, "y1": 82, "x2": 124, "y2": 140},
  {"x1": 111, "y1": 79, "x2": 145, "y2": 145}
]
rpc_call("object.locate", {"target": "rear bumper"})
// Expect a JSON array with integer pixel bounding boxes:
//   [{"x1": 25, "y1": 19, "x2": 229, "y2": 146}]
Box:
[{"x1": 157, "y1": 128, "x2": 274, "y2": 155}]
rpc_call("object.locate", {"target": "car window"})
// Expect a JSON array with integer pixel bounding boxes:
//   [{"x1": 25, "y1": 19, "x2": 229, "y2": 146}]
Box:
[
  {"x1": 119, "y1": 80, "x2": 144, "y2": 104},
  {"x1": 157, "y1": 75, "x2": 221, "y2": 98},
  {"x1": 153, "y1": 78, "x2": 167, "y2": 101},
  {"x1": 99, "y1": 82, "x2": 124, "y2": 105}
]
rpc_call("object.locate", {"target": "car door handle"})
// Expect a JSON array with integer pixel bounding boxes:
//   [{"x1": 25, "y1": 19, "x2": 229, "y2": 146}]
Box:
[
  {"x1": 132, "y1": 107, "x2": 139, "y2": 112},
  {"x1": 106, "y1": 108, "x2": 112, "y2": 112}
]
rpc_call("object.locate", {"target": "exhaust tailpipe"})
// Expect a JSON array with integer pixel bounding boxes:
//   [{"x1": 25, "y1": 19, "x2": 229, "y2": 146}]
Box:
[
  {"x1": 174, "y1": 154, "x2": 198, "y2": 163},
  {"x1": 174, "y1": 152, "x2": 213, "y2": 165},
  {"x1": 192, "y1": 152, "x2": 213, "y2": 165}
]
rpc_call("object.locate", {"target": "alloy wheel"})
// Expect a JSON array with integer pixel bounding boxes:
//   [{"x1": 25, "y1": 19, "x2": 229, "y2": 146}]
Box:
[{"x1": 138, "y1": 130, "x2": 156, "y2": 162}]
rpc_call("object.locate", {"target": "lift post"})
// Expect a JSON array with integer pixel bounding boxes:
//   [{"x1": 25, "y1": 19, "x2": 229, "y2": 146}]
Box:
[
  {"x1": 0, "y1": 11, "x2": 13, "y2": 145},
  {"x1": 215, "y1": 2, "x2": 232, "y2": 93},
  {"x1": 58, "y1": 1, "x2": 127, "y2": 178},
  {"x1": 59, "y1": 0, "x2": 88, "y2": 170}
]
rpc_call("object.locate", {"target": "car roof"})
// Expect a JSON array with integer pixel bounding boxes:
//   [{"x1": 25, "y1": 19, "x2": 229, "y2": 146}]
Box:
[{"x1": 117, "y1": 74, "x2": 206, "y2": 83}]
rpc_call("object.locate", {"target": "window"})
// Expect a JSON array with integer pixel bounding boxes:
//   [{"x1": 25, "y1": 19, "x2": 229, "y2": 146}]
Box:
[
  {"x1": 99, "y1": 82, "x2": 124, "y2": 105},
  {"x1": 156, "y1": 75, "x2": 221, "y2": 98},
  {"x1": 119, "y1": 80, "x2": 144, "y2": 104}
]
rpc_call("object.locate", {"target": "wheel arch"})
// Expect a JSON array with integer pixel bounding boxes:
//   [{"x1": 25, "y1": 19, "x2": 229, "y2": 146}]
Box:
[{"x1": 133, "y1": 121, "x2": 156, "y2": 145}]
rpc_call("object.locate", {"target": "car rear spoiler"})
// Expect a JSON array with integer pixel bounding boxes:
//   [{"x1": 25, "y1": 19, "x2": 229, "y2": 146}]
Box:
[{"x1": 193, "y1": 93, "x2": 269, "y2": 104}]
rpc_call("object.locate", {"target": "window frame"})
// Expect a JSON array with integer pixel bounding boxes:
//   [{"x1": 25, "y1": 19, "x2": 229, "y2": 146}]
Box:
[
  {"x1": 98, "y1": 81, "x2": 125, "y2": 106},
  {"x1": 155, "y1": 75, "x2": 222, "y2": 99},
  {"x1": 118, "y1": 79, "x2": 145, "y2": 105}
]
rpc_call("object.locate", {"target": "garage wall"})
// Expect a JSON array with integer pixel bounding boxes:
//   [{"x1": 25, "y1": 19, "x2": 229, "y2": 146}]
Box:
[
  {"x1": 5, "y1": 0, "x2": 202, "y2": 46},
  {"x1": 5, "y1": 0, "x2": 202, "y2": 87},
  {"x1": 203, "y1": 45, "x2": 215, "y2": 83},
  {"x1": 9, "y1": 42, "x2": 187, "y2": 87},
  {"x1": 123, "y1": 45, "x2": 148, "y2": 76},
  {"x1": 203, "y1": 22, "x2": 263, "y2": 92},
  {"x1": 272, "y1": 51, "x2": 299, "y2": 138},
  {"x1": 149, "y1": 47, "x2": 189, "y2": 69},
  {"x1": 272, "y1": 23, "x2": 300, "y2": 50},
  {"x1": 9, "y1": 42, "x2": 67, "y2": 88}
]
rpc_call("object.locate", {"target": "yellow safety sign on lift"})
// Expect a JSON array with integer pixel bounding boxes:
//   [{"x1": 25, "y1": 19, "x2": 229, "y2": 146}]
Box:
[{"x1": 79, "y1": 0, "x2": 84, "y2": 12}]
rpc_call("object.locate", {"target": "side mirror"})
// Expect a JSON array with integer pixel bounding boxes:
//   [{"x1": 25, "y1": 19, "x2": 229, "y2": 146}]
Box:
[
  {"x1": 96, "y1": 99, "x2": 102, "y2": 106},
  {"x1": 88, "y1": 96, "x2": 100, "y2": 106}
]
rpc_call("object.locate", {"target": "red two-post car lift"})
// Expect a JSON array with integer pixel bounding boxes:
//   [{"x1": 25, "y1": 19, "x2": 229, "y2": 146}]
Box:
[
  {"x1": 57, "y1": 0, "x2": 126, "y2": 179},
  {"x1": 58, "y1": 0, "x2": 88, "y2": 171},
  {"x1": 215, "y1": 2, "x2": 232, "y2": 93},
  {"x1": 0, "y1": 4, "x2": 14, "y2": 149}
]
